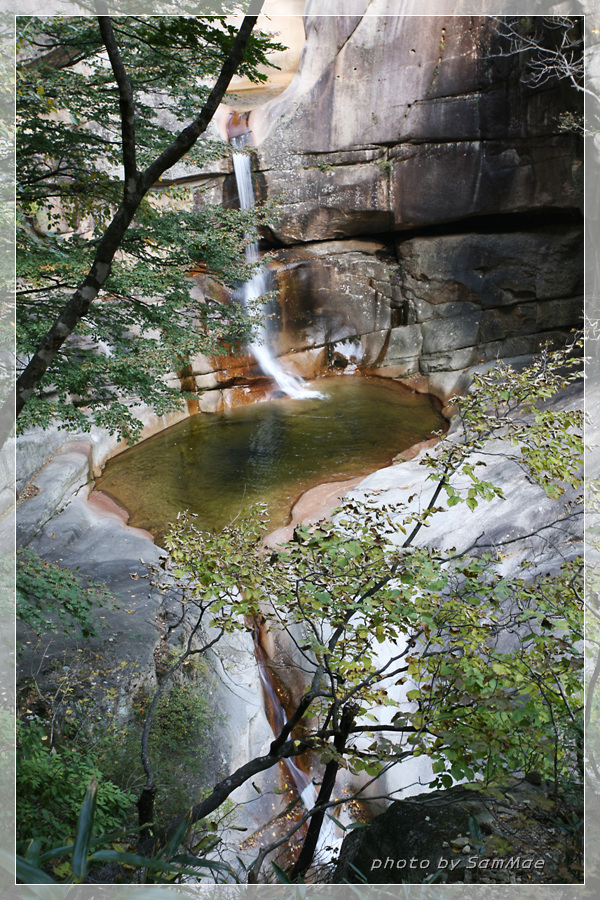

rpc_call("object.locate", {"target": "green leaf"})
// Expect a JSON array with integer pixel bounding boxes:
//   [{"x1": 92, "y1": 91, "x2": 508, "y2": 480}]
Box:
[
  {"x1": 159, "y1": 811, "x2": 192, "y2": 860},
  {"x1": 15, "y1": 856, "x2": 57, "y2": 884},
  {"x1": 71, "y1": 777, "x2": 98, "y2": 881},
  {"x1": 271, "y1": 862, "x2": 293, "y2": 883},
  {"x1": 325, "y1": 813, "x2": 347, "y2": 830},
  {"x1": 88, "y1": 848, "x2": 220, "y2": 877}
]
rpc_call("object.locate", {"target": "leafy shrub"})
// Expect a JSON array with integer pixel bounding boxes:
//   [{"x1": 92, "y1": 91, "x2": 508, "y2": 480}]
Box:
[
  {"x1": 150, "y1": 681, "x2": 214, "y2": 754},
  {"x1": 16, "y1": 721, "x2": 136, "y2": 853},
  {"x1": 15, "y1": 779, "x2": 236, "y2": 884},
  {"x1": 17, "y1": 549, "x2": 114, "y2": 638},
  {"x1": 134, "y1": 677, "x2": 219, "y2": 823}
]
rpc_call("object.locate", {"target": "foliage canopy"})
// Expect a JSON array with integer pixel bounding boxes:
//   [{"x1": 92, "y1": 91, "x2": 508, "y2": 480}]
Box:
[{"x1": 16, "y1": 14, "x2": 282, "y2": 441}]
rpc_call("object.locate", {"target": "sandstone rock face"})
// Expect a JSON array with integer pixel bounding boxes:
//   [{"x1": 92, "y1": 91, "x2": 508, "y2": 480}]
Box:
[
  {"x1": 250, "y1": 14, "x2": 582, "y2": 242},
  {"x1": 187, "y1": 12, "x2": 582, "y2": 405},
  {"x1": 398, "y1": 227, "x2": 583, "y2": 312},
  {"x1": 271, "y1": 241, "x2": 398, "y2": 354},
  {"x1": 394, "y1": 226, "x2": 583, "y2": 384}
]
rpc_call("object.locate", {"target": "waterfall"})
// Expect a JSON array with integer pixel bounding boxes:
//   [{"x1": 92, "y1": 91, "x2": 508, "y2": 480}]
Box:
[
  {"x1": 230, "y1": 135, "x2": 321, "y2": 400},
  {"x1": 253, "y1": 628, "x2": 338, "y2": 862}
]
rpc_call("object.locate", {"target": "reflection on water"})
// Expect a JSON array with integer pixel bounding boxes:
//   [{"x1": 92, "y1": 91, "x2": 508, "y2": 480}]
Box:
[{"x1": 95, "y1": 376, "x2": 445, "y2": 542}]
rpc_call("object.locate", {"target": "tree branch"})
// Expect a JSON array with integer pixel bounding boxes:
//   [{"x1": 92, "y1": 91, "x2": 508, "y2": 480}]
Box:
[
  {"x1": 139, "y1": 15, "x2": 261, "y2": 193},
  {"x1": 165, "y1": 734, "x2": 314, "y2": 841},
  {"x1": 290, "y1": 702, "x2": 357, "y2": 881},
  {"x1": 97, "y1": 13, "x2": 138, "y2": 189}
]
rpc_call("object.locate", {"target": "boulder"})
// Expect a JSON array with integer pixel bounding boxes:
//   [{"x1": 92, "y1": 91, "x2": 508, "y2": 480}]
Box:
[
  {"x1": 333, "y1": 787, "x2": 495, "y2": 884},
  {"x1": 333, "y1": 779, "x2": 559, "y2": 884}
]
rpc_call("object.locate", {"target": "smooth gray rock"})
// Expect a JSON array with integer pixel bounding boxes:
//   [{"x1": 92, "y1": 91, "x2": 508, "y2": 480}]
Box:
[
  {"x1": 0, "y1": 439, "x2": 15, "y2": 519},
  {"x1": 17, "y1": 492, "x2": 165, "y2": 715},
  {"x1": 16, "y1": 427, "x2": 68, "y2": 494},
  {"x1": 383, "y1": 324, "x2": 423, "y2": 363},
  {"x1": 16, "y1": 443, "x2": 92, "y2": 546},
  {"x1": 421, "y1": 310, "x2": 483, "y2": 355},
  {"x1": 17, "y1": 487, "x2": 277, "y2": 836},
  {"x1": 348, "y1": 380, "x2": 583, "y2": 574}
]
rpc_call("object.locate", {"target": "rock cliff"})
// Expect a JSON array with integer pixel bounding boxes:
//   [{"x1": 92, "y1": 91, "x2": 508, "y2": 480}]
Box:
[{"x1": 191, "y1": 11, "x2": 582, "y2": 404}]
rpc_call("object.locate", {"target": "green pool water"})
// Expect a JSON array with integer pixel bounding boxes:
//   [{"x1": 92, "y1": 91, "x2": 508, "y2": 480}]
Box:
[{"x1": 95, "y1": 376, "x2": 445, "y2": 542}]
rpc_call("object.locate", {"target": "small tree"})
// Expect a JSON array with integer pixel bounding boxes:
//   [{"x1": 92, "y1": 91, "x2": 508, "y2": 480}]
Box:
[{"x1": 492, "y1": 16, "x2": 586, "y2": 96}]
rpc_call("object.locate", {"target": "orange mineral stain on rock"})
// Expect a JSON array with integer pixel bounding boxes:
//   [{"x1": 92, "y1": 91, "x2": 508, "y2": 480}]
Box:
[
  {"x1": 264, "y1": 476, "x2": 365, "y2": 549},
  {"x1": 87, "y1": 490, "x2": 155, "y2": 542},
  {"x1": 227, "y1": 109, "x2": 252, "y2": 139}
]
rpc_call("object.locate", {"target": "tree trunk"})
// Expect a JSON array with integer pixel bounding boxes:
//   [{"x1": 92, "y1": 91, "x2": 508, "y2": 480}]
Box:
[
  {"x1": 137, "y1": 786, "x2": 157, "y2": 852},
  {"x1": 290, "y1": 703, "x2": 358, "y2": 881}
]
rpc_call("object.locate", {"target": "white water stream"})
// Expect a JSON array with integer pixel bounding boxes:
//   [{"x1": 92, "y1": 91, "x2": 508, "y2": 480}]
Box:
[
  {"x1": 254, "y1": 636, "x2": 338, "y2": 860},
  {"x1": 231, "y1": 130, "x2": 338, "y2": 868},
  {"x1": 231, "y1": 135, "x2": 321, "y2": 400}
]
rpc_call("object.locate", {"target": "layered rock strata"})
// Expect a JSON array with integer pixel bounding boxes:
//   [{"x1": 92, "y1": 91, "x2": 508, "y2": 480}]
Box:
[{"x1": 188, "y1": 12, "x2": 583, "y2": 405}]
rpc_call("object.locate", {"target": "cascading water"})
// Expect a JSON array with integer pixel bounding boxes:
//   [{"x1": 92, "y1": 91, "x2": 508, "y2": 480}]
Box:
[
  {"x1": 229, "y1": 126, "x2": 344, "y2": 869},
  {"x1": 230, "y1": 133, "x2": 321, "y2": 400},
  {"x1": 253, "y1": 628, "x2": 338, "y2": 861}
]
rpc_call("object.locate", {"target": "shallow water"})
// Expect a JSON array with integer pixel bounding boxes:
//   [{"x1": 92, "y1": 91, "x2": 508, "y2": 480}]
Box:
[{"x1": 95, "y1": 376, "x2": 445, "y2": 542}]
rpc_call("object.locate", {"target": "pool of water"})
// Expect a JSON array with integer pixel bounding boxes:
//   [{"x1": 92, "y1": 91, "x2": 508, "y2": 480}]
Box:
[{"x1": 95, "y1": 376, "x2": 445, "y2": 542}]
